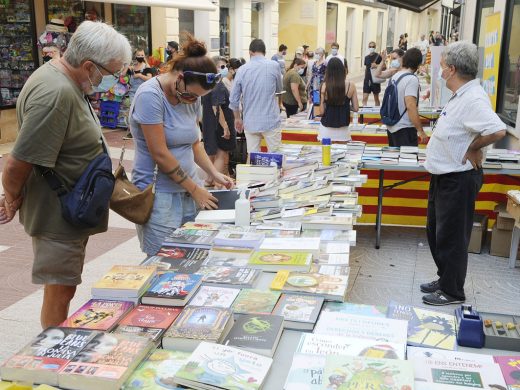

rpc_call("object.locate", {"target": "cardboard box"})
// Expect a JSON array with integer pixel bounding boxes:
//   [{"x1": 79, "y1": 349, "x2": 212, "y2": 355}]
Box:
[
  {"x1": 468, "y1": 214, "x2": 488, "y2": 254},
  {"x1": 495, "y1": 202, "x2": 516, "y2": 230},
  {"x1": 489, "y1": 224, "x2": 520, "y2": 258},
  {"x1": 506, "y1": 196, "x2": 520, "y2": 223}
]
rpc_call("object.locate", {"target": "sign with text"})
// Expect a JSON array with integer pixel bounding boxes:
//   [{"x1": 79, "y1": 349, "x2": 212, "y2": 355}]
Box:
[{"x1": 482, "y1": 12, "x2": 501, "y2": 110}]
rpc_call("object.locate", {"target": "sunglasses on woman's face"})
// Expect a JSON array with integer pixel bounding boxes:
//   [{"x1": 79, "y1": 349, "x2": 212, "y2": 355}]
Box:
[
  {"x1": 218, "y1": 64, "x2": 228, "y2": 70},
  {"x1": 183, "y1": 70, "x2": 222, "y2": 84},
  {"x1": 175, "y1": 79, "x2": 199, "y2": 103}
]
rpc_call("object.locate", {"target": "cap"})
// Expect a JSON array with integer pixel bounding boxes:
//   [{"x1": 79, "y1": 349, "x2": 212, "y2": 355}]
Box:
[
  {"x1": 322, "y1": 137, "x2": 331, "y2": 145},
  {"x1": 295, "y1": 46, "x2": 304, "y2": 54}
]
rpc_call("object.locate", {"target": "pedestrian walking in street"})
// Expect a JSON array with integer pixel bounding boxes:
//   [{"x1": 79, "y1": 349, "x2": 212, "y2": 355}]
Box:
[
  {"x1": 0, "y1": 21, "x2": 132, "y2": 328},
  {"x1": 129, "y1": 34, "x2": 233, "y2": 257},
  {"x1": 422, "y1": 41, "x2": 506, "y2": 305},
  {"x1": 362, "y1": 41, "x2": 383, "y2": 106}
]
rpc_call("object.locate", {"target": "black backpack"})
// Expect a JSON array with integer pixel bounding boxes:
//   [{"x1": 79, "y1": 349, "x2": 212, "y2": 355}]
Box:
[{"x1": 380, "y1": 73, "x2": 417, "y2": 126}]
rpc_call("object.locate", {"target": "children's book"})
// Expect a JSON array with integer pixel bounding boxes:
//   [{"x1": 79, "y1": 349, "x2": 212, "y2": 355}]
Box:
[
  {"x1": 141, "y1": 272, "x2": 203, "y2": 306},
  {"x1": 188, "y1": 285, "x2": 240, "y2": 308},
  {"x1": 270, "y1": 270, "x2": 348, "y2": 301},
  {"x1": 91, "y1": 265, "x2": 157, "y2": 298},
  {"x1": 493, "y1": 355, "x2": 520, "y2": 390},
  {"x1": 60, "y1": 299, "x2": 134, "y2": 331},
  {"x1": 284, "y1": 353, "x2": 326, "y2": 390},
  {"x1": 232, "y1": 289, "x2": 281, "y2": 315}
]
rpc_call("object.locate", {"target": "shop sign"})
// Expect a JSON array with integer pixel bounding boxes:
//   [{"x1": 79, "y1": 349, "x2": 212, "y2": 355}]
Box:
[{"x1": 482, "y1": 12, "x2": 501, "y2": 110}]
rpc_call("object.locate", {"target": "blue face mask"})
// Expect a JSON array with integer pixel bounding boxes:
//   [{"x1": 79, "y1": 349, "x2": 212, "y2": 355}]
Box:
[
  {"x1": 219, "y1": 67, "x2": 229, "y2": 78},
  {"x1": 331, "y1": 48, "x2": 338, "y2": 56},
  {"x1": 89, "y1": 65, "x2": 119, "y2": 93},
  {"x1": 390, "y1": 59, "x2": 401, "y2": 69}
]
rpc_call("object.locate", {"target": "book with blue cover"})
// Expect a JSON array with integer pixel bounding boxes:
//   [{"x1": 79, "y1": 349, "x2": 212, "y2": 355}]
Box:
[
  {"x1": 249, "y1": 152, "x2": 284, "y2": 168},
  {"x1": 141, "y1": 272, "x2": 203, "y2": 306}
]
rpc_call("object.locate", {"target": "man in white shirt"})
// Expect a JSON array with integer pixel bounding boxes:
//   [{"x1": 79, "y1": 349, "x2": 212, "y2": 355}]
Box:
[
  {"x1": 417, "y1": 34, "x2": 429, "y2": 64},
  {"x1": 421, "y1": 41, "x2": 506, "y2": 306},
  {"x1": 325, "y1": 42, "x2": 345, "y2": 65}
]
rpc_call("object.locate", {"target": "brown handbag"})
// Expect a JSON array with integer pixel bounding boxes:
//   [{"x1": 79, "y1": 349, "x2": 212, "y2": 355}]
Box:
[{"x1": 110, "y1": 142, "x2": 157, "y2": 225}]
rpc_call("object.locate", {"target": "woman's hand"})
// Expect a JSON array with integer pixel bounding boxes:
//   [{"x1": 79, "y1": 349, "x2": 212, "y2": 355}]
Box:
[
  {"x1": 222, "y1": 126, "x2": 231, "y2": 140},
  {"x1": 191, "y1": 187, "x2": 218, "y2": 210},
  {"x1": 209, "y1": 172, "x2": 234, "y2": 190}
]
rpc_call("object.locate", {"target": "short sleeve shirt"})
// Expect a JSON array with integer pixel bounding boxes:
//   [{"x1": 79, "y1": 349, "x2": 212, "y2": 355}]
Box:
[
  {"x1": 386, "y1": 70, "x2": 420, "y2": 133},
  {"x1": 12, "y1": 62, "x2": 106, "y2": 239},
  {"x1": 282, "y1": 69, "x2": 307, "y2": 106},
  {"x1": 129, "y1": 77, "x2": 202, "y2": 193}
]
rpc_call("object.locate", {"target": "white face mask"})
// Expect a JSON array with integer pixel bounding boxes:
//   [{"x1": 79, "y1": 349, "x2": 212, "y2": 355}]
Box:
[
  {"x1": 438, "y1": 66, "x2": 451, "y2": 81},
  {"x1": 315, "y1": 53, "x2": 322, "y2": 60},
  {"x1": 390, "y1": 59, "x2": 400, "y2": 69},
  {"x1": 331, "y1": 48, "x2": 338, "y2": 56},
  {"x1": 297, "y1": 68, "x2": 305, "y2": 75},
  {"x1": 368, "y1": 47, "x2": 375, "y2": 54}
]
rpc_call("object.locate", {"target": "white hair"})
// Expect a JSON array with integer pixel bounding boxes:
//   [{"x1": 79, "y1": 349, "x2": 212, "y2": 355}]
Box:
[
  {"x1": 315, "y1": 47, "x2": 325, "y2": 54},
  {"x1": 442, "y1": 41, "x2": 479, "y2": 80},
  {"x1": 64, "y1": 21, "x2": 132, "y2": 68}
]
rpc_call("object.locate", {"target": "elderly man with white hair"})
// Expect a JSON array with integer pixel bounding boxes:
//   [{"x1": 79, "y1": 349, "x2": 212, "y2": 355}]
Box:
[
  {"x1": 0, "y1": 21, "x2": 131, "y2": 327},
  {"x1": 421, "y1": 41, "x2": 506, "y2": 306}
]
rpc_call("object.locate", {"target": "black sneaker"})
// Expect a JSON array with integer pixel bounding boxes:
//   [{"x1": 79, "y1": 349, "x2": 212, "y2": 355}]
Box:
[
  {"x1": 423, "y1": 290, "x2": 465, "y2": 306},
  {"x1": 420, "y1": 280, "x2": 440, "y2": 293}
]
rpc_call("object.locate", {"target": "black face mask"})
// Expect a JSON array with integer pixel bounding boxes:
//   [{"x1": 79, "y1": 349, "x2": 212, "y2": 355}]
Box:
[
  {"x1": 43, "y1": 55, "x2": 52, "y2": 63},
  {"x1": 136, "y1": 57, "x2": 145, "y2": 63}
]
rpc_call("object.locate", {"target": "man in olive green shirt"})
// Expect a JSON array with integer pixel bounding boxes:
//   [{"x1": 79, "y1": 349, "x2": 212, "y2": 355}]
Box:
[{"x1": 0, "y1": 21, "x2": 131, "y2": 328}]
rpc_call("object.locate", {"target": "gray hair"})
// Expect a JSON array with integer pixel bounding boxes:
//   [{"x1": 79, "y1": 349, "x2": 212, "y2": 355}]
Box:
[
  {"x1": 315, "y1": 47, "x2": 325, "y2": 55},
  {"x1": 64, "y1": 21, "x2": 132, "y2": 68},
  {"x1": 442, "y1": 41, "x2": 479, "y2": 80}
]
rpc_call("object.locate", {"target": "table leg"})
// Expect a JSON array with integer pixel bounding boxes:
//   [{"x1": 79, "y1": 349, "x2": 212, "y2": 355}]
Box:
[
  {"x1": 375, "y1": 169, "x2": 384, "y2": 249},
  {"x1": 509, "y1": 224, "x2": 520, "y2": 268}
]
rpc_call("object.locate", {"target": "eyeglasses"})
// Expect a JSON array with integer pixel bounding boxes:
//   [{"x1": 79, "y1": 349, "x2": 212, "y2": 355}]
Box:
[
  {"x1": 91, "y1": 60, "x2": 125, "y2": 79},
  {"x1": 175, "y1": 79, "x2": 199, "y2": 103},
  {"x1": 218, "y1": 64, "x2": 227, "y2": 70},
  {"x1": 183, "y1": 70, "x2": 222, "y2": 84}
]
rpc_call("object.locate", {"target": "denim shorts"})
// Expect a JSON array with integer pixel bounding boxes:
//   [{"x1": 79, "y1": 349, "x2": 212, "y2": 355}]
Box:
[{"x1": 136, "y1": 192, "x2": 197, "y2": 256}]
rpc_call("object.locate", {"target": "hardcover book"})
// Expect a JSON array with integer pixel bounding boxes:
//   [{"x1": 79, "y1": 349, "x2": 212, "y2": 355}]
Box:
[
  {"x1": 113, "y1": 305, "x2": 182, "y2": 341},
  {"x1": 271, "y1": 294, "x2": 324, "y2": 330},
  {"x1": 493, "y1": 355, "x2": 520, "y2": 389},
  {"x1": 174, "y1": 342, "x2": 272, "y2": 390},
  {"x1": 91, "y1": 265, "x2": 157, "y2": 299},
  {"x1": 0, "y1": 328, "x2": 98, "y2": 386},
  {"x1": 188, "y1": 285, "x2": 240, "y2": 308},
  {"x1": 248, "y1": 251, "x2": 312, "y2": 273},
  {"x1": 387, "y1": 301, "x2": 457, "y2": 350},
  {"x1": 322, "y1": 355, "x2": 414, "y2": 390},
  {"x1": 232, "y1": 289, "x2": 281, "y2": 315},
  {"x1": 57, "y1": 333, "x2": 153, "y2": 390},
  {"x1": 162, "y1": 306, "x2": 233, "y2": 352},
  {"x1": 60, "y1": 299, "x2": 134, "y2": 331},
  {"x1": 141, "y1": 272, "x2": 203, "y2": 306},
  {"x1": 123, "y1": 349, "x2": 191, "y2": 390},
  {"x1": 270, "y1": 270, "x2": 348, "y2": 302},
  {"x1": 162, "y1": 228, "x2": 218, "y2": 249},
  {"x1": 222, "y1": 314, "x2": 284, "y2": 357},
  {"x1": 323, "y1": 302, "x2": 387, "y2": 317},
  {"x1": 197, "y1": 266, "x2": 261, "y2": 288}
]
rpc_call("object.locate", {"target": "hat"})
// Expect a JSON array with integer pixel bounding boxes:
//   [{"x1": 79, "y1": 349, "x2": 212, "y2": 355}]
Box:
[
  {"x1": 295, "y1": 46, "x2": 304, "y2": 55},
  {"x1": 45, "y1": 18, "x2": 68, "y2": 33}
]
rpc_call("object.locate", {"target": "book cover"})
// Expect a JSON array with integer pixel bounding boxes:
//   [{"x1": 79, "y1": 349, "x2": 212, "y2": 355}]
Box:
[
  {"x1": 249, "y1": 251, "x2": 312, "y2": 267},
  {"x1": 214, "y1": 231, "x2": 265, "y2": 249},
  {"x1": 60, "y1": 300, "x2": 134, "y2": 331},
  {"x1": 314, "y1": 312, "x2": 408, "y2": 345},
  {"x1": 156, "y1": 246, "x2": 209, "y2": 261},
  {"x1": 270, "y1": 270, "x2": 348, "y2": 301},
  {"x1": 284, "y1": 353, "x2": 326, "y2": 390},
  {"x1": 272, "y1": 294, "x2": 323, "y2": 324},
  {"x1": 255, "y1": 221, "x2": 302, "y2": 231},
  {"x1": 202, "y1": 254, "x2": 251, "y2": 268},
  {"x1": 91, "y1": 265, "x2": 156, "y2": 296},
  {"x1": 232, "y1": 289, "x2": 281, "y2": 315},
  {"x1": 198, "y1": 266, "x2": 260, "y2": 287},
  {"x1": 222, "y1": 314, "x2": 284, "y2": 355},
  {"x1": 323, "y1": 302, "x2": 387, "y2": 318},
  {"x1": 112, "y1": 326, "x2": 164, "y2": 342},
  {"x1": 163, "y1": 228, "x2": 218, "y2": 247},
  {"x1": 407, "y1": 346, "x2": 495, "y2": 364},
  {"x1": 249, "y1": 152, "x2": 284, "y2": 168},
  {"x1": 118, "y1": 305, "x2": 182, "y2": 330},
  {"x1": 387, "y1": 301, "x2": 457, "y2": 350},
  {"x1": 259, "y1": 238, "x2": 321, "y2": 254},
  {"x1": 322, "y1": 355, "x2": 414, "y2": 390},
  {"x1": 141, "y1": 256, "x2": 204, "y2": 274},
  {"x1": 174, "y1": 342, "x2": 272, "y2": 390},
  {"x1": 189, "y1": 286, "x2": 240, "y2": 308},
  {"x1": 181, "y1": 221, "x2": 222, "y2": 230},
  {"x1": 412, "y1": 357, "x2": 507, "y2": 389},
  {"x1": 296, "y1": 333, "x2": 405, "y2": 360},
  {"x1": 493, "y1": 356, "x2": 520, "y2": 389},
  {"x1": 123, "y1": 349, "x2": 191, "y2": 390},
  {"x1": 142, "y1": 272, "x2": 202, "y2": 301},
  {"x1": 164, "y1": 306, "x2": 233, "y2": 342}
]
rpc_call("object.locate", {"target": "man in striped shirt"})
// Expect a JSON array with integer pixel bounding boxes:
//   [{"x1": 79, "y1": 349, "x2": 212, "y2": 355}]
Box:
[
  {"x1": 421, "y1": 41, "x2": 506, "y2": 305},
  {"x1": 230, "y1": 39, "x2": 283, "y2": 153}
]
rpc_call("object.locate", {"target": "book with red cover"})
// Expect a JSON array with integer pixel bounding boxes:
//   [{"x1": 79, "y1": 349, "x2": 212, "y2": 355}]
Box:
[
  {"x1": 60, "y1": 299, "x2": 134, "y2": 331},
  {"x1": 113, "y1": 305, "x2": 182, "y2": 341}
]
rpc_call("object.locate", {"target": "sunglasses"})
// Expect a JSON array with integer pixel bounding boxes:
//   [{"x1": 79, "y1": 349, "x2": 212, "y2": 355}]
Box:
[
  {"x1": 176, "y1": 79, "x2": 199, "y2": 103},
  {"x1": 183, "y1": 70, "x2": 222, "y2": 84},
  {"x1": 91, "y1": 60, "x2": 125, "y2": 79}
]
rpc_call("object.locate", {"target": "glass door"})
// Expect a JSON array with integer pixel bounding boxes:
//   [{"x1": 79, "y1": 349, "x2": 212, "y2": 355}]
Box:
[{"x1": 112, "y1": 4, "x2": 151, "y2": 52}]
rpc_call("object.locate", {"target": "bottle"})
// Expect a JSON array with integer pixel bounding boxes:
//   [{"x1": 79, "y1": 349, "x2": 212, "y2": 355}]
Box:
[
  {"x1": 322, "y1": 137, "x2": 331, "y2": 166},
  {"x1": 235, "y1": 189, "x2": 250, "y2": 226},
  {"x1": 353, "y1": 112, "x2": 359, "y2": 126}
]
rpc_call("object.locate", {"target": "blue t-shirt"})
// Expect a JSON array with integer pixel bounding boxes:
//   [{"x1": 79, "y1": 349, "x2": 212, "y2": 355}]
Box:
[{"x1": 130, "y1": 77, "x2": 202, "y2": 193}]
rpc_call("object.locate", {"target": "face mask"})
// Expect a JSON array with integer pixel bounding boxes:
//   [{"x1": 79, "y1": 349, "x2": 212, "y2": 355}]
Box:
[
  {"x1": 390, "y1": 59, "x2": 400, "y2": 69},
  {"x1": 43, "y1": 55, "x2": 52, "y2": 63},
  {"x1": 89, "y1": 65, "x2": 118, "y2": 93},
  {"x1": 315, "y1": 54, "x2": 321, "y2": 60},
  {"x1": 166, "y1": 49, "x2": 172, "y2": 55},
  {"x1": 136, "y1": 57, "x2": 145, "y2": 63},
  {"x1": 297, "y1": 68, "x2": 305, "y2": 75},
  {"x1": 219, "y1": 67, "x2": 229, "y2": 78},
  {"x1": 331, "y1": 48, "x2": 338, "y2": 56},
  {"x1": 438, "y1": 66, "x2": 451, "y2": 81},
  {"x1": 368, "y1": 47, "x2": 375, "y2": 54}
]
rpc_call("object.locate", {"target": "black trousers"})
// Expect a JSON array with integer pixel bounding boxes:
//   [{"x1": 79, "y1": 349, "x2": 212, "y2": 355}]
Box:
[
  {"x1": 387, "y1": 127, "x2": 418, "y2": 147},
  {"x1": 283, "y1": 102, "x2": 306, "y2": 118},
  {"x1": 426, "y1": 169, "x2": 483, "y2": 300}
]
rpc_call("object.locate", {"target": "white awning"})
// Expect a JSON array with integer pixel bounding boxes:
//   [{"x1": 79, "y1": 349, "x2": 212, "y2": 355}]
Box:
[{"x1": 103, "y1": 0, "x2": 217, "y2": 11}]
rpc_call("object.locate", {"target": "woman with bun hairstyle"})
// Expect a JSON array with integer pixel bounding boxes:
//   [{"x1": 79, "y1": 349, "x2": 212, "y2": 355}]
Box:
[{"x1": 130, "y1": 34, "x2": 234, "y2": 256}]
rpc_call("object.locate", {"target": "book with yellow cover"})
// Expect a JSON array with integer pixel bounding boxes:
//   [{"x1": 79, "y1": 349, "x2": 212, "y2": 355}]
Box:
[
  {"x1": 270, "y1": 270, "x2": 348, "y2": 301},
  {"x1": 248, "y1": 251, "x2": 312, "y2": 273},
  {"x1": 91, "y1": 265, "x2": 157, "y2": 298}
]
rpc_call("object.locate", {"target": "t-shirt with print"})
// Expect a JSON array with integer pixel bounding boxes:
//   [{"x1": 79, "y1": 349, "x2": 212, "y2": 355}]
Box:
[
  {"x1": 386, "y1": 70, "x2": 420, "y2": 134},
  {"x1": 282, "y1": 69, "x2": 308, "y2": 106},
  {"x1": 12, "y1": 62, "x2": 107, "y2": 240},
  {"x1": 129, "y1": 77, "x2": 202, "y2": 193}
]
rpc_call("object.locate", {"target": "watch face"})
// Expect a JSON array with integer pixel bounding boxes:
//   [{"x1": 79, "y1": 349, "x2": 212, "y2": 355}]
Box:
[{"x1": 287, "y1": 275, "x2": 318, "y2": 287}]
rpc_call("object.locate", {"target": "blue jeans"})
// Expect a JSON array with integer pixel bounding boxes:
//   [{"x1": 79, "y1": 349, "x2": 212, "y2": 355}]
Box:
[{"x1": 136, "y1": 192, "x2": 197, "y2": 256}]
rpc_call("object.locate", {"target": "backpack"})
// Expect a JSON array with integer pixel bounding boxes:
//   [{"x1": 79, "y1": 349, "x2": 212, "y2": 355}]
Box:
[{"x1": 380, "y1": 73, "x2": 417, "y2": 126}]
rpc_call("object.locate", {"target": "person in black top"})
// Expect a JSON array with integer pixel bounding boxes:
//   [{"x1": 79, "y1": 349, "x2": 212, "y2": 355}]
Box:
[{"x1": 362, "y1": 41, "x2": 382, "y2": 106}]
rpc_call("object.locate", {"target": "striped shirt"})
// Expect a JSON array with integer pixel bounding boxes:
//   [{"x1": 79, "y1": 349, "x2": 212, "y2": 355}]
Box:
[
  {"x1": 229, "y1": 55, "x2": 283, "y2": 133},
  {"x1": 425, "y1": 79, "x2": 506, "y2": 175}
]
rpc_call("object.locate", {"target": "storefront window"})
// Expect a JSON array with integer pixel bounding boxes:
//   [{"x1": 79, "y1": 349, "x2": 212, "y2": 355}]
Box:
[
  {"x1": 497, "y1": 0, "x2": 520, "y2": 126},
  {"x1": 0, "y1": 0, "x2": 37, "y2": 108},
  {"x1": 474, "y1": 0, "x2": 495, "y2": 47},
  {"x1": 113, "y1": 5, "x2": 151, "y2": 52},
  {"x1": 325, "y1": 2, "x2": 338, "y2": 53},
  {"x1": 45, "y1": 0, "x2": 104, "y2": 33},
  {"x1": 179, "y1": 9, "x2": 195, "y2": 36},
  {"x1": 220, "y1": 6, "x2": 231, "y2": 56}
]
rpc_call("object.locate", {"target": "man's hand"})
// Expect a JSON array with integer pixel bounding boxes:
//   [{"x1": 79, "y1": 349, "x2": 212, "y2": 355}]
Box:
[
  {"x1": 234, "y1": 118, "x2": 244, "y2": 134},
  {"x1": 462, "y1": 147, "x2": 484, "y2": 170},
  {"x1": 417, "y1": 130, "x2": 428, "y2": 144},
  {"x1": 0, "y1": 195, "x2": 20, "y2": 224}
]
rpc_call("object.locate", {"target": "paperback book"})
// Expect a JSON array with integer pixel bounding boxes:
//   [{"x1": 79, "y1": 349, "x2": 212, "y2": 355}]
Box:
[
  {"x1": 141, "y1": 272, "x2": 203, "y2": 306},
  {"x1": 141, "y1": 255, "x2": 204, "y2": 274},
  {"x1": 255, "y1": 221, "x2": 302, "y2": 231},
  {"x1": 301, "y1": 215, "x2": 353, "y2": 230},
  {"x1": 197, "y1": 266, "x2": 261, "y2": 288},
  {"x1": 123, "y1": 349, "x2": 191, "y2": 390},
  {"x1": 493, "y1": 355, "x2": 520, "y2": 389},
  {"x1": 188, "y1": 285, "x2": 240, "y2": 308},
  {"x1": 222, "y1": 314, "x2": 284, "y2": 357},
  {"x1": 259, "y1": 237, "x2": 321, "y2": 255},
  {"x1": 322, "y1": 302, "x2": 387, "y2": 317},
  {"x1": 270, "y1": 270, "x2": 348, "y2": 301},
  {"x1": 91, "y1": 265, "x2": 157, "y2": 299},
  {"x1": 174, "y1": 342, "x2": 272, "y2": 390},
  {"x1": 60, "y1": 299, "x2": 134, "y2": 331},
  {"x1": 407, "y1": 346, "x2": 495, "y2": 364},
  {"x1": 248, "y1": 251, "x2": 312, "y2": 272},
  {"x1": 232, "y1": 289, "x2": 281, "y2": 315},
  {"x1": 271, "y1": 294, "x2": 324, "y2": 330},
  {"x1": 387, "y1": 301, "x2": 457, "y2": 350},
  {"x1": 162, "y1": 306, "x2": 233, "y2": 352},
  {"x1": 57, "y1": 333, "x2": 154, "y2": 390},
  {"x1": 284, "y1": 353, "x2": 326, "y2": 390},
  {"x1": 213, "y1": 230, "x2": 265, "y2": 249},
  {"x1": 156, "y1": 246, "x2": 209, "y2": 261},
  {"x1": 0, "y1": 328, "x2": 98, "y2": 386},
  {"x1": 163, "y1": 228, "x2": 218, "y2": 249}
]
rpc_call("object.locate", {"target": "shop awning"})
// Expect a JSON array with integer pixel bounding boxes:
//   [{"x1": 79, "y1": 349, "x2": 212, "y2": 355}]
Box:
[
  {"x1": 450, "y1": 5, "x2": 461, "y2": 17},
  {"x1": 102, "y1": 0, "x2": 217, "y2": 11},
  {"x1": 377, "y1": 0, "x2": 441, "y2": 13}
]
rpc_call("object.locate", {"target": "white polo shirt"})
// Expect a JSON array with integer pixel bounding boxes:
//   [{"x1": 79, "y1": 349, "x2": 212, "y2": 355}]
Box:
[{"x1": 424, "y1": 79, "x2": 506, "y2": 175}]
